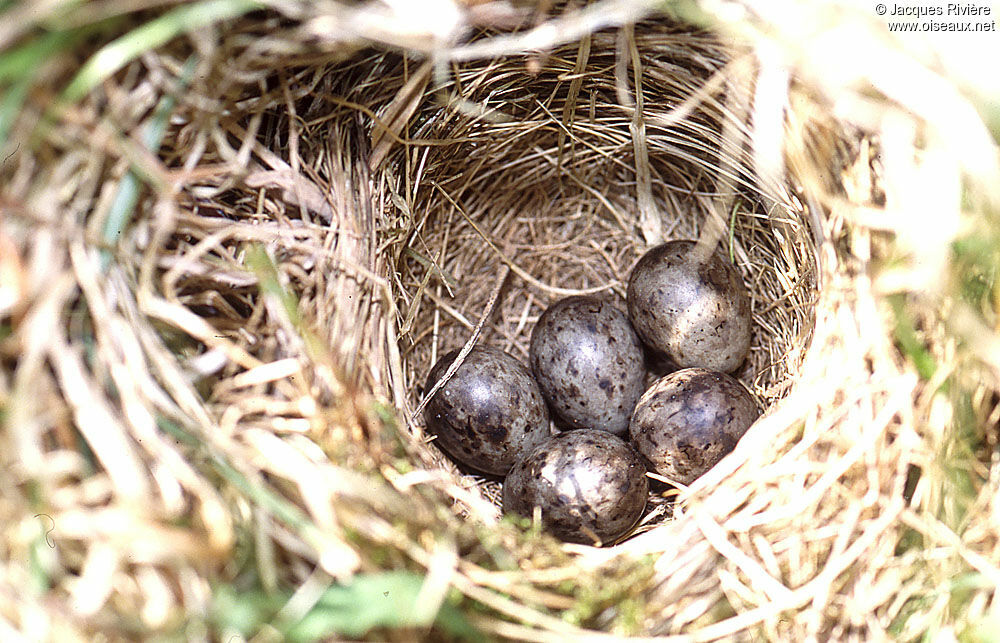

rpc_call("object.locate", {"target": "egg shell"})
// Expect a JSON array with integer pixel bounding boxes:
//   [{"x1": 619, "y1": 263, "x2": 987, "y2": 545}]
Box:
[
  {"x1": 424, "y1": 346, "x2": 550, "y2": 476},
  {"x1": 529, "y1": 295, "x2": 646, "y2": 435},
  {"x1": 502, "y1": 429, "x2": 649, "y2": 545},
  {"x1": 626, "y1": 240, "x2": 752, "y2": 373},
  {"x1": 629, "y1": 368, "x2": 759, "y2": 485}
]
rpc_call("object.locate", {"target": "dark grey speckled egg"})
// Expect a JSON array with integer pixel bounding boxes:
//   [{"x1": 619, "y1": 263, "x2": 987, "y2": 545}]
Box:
[
  {"x1": 529, "y1": 296, "x2": 646, "y2": 436},
  {"x1": 627, "y1": 240, "x2": 752, "y2": 373},
  {"x1": 502, "y1": 429, "x2": 649, "y2": 545},
  {"x1": 424, "y1": 346, "x2": 550, "y2": 476},
  {"x1": 629, "y1": 368, "x2": 759, "y2": 485}
]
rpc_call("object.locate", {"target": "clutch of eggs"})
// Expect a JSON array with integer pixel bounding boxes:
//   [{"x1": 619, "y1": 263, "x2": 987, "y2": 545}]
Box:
[{"x1": 419, "y1": 240, "x2": 759, "y2": 544}]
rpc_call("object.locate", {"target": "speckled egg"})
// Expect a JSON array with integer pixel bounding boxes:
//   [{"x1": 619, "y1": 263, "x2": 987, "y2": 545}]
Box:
[
  {"x1": 626, "y1": 240, "x2": 752, "y2": 373},
  {"x1": 502, "y1": 429, "x2": 649, "y2": 545},
  {"x1": 423, "y1": 346, "x2": 550, "y2": 476},
  {"x1": 629, "y1": 368, "x2": 759, "y2": 485},
  {"x1": 529, "y1": 296, "x2": 646, "y2": 436}
]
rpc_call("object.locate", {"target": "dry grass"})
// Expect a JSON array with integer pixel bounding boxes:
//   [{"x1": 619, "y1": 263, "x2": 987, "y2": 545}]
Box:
[{"x1": 2, "y1": 0, "x2": 1000, "y2": 640}]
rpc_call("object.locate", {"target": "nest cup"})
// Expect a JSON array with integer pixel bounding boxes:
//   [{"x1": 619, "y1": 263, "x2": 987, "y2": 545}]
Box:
[{"x1": 358, "y1": 22, "x2": 821, "y2": 519}]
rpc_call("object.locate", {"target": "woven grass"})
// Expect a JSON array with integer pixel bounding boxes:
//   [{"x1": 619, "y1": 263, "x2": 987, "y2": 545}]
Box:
[{"x1": 2, "y1": 0, "x2": 1000, "y2": 640}]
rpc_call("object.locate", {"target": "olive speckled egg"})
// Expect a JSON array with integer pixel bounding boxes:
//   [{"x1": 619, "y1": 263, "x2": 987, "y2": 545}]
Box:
[
  {"x1": 627, "y1": 240, "x2": 752, "y2": 373},
  {"x1": 502, "y1": 429, "x2": 649, "y2": 545},
  {"x1": 629, "y1": 368, "x2": 759, "y2": 485},
  {"x1": 529, "y1": 296, "x2": 646, "y2": 436},
  {"x1": 424, "y1": 346, "x2": 550, "y2": 476}
]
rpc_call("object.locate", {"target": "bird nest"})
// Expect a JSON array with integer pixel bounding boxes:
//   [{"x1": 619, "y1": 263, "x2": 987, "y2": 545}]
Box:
[
  {"x1": 371, "y1": 25, "x2": 819, "y2": 515},
  {"x1": 3, "y1": 1, "x2": 1000, "y2": 641}
]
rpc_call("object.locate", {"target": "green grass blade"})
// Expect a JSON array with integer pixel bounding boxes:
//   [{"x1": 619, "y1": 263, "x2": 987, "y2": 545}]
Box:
[
  {"x1": 209, "y1": 453, "x2": 314, "y2": 536},
  {"x1": 99, "y1": 55, "x2": 197, "y2": 268},
  {"x1": 211, "y1": 574, "x2": 484, "y2": 642},
  {"x1": 0, "y1": 73, "x2": 31, "y2": 148},
  {"x1": 61, "y1": 0, "x2": 263, "y2": 104},
  {"x1": 211, "y1": 585, "x2": 289, "y2": 637},
  {"x1": 245, "y1": 244, "x2": 303, "y2": 327},
  {"x1": 0, "y1": 22, "x2": 110, "y2": 147},
  {"x1": 888, "y1": 294, "x2": 938, "y2": 381},
  {"x1": 0, "y1": 29, "x2": 77, "y2": 84},
  {"x1": 29, "y1": 533, "x2": 52, "y2": 594},
  {"x1": 283, "y1": 572, "x2": 484, "y2": 642}
]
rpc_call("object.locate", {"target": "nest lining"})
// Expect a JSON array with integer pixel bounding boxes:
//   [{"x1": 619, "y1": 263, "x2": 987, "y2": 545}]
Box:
[{"x1": 338, "y1": 22, "x2": 826, "y2": 522}]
